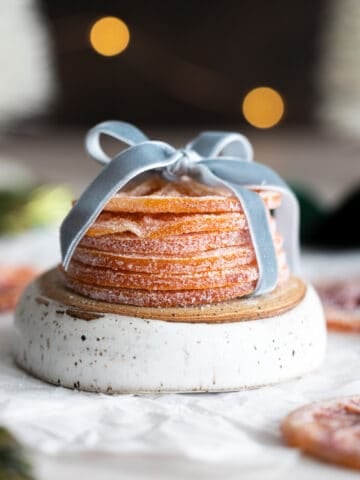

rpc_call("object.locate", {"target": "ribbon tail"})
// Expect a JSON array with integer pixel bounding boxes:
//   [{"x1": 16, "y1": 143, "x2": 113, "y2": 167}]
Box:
[
  {"x1": 60, "y1": 141, "x2": 177, "y2": 270},
  {"x1": 188, "y1": 163, "x2": 278, "y2": 295},
  {"x1": 273, "y1": 188, "x2": 300, "y2": 274},
  {"x1": 200, "y1": 159, "x2": 300, "y2": 277}
]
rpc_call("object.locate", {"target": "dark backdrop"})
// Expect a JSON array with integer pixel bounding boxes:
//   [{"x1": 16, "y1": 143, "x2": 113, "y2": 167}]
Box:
[{"x1": 40, "y1": 0, "x2": 325, "y2": 126}]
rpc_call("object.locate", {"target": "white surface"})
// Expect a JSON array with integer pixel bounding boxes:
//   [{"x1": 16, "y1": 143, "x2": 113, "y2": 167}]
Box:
[
  {"x1": 0, "y1": 230, "x2": 360, "y2": 479},
  {"x1": 1, "y1": 309, "x2": 360, "y2": 480},
  {"x1": 13, "y1": 279, "x2": 326, "y2": 393}
]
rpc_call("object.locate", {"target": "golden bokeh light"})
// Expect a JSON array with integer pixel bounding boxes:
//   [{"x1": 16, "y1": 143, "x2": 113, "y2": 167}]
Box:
[
  {"x1": 90, "y1": 17, "x2": 130, "y2": 57},
  {"x1": 242, "y1": 87, "x2": 285, "y2": 129}
]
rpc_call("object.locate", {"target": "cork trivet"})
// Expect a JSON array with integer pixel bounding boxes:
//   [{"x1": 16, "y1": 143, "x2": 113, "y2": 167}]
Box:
[{"x1": 37, "y1": 268, "x2": 306, "y2": 324}]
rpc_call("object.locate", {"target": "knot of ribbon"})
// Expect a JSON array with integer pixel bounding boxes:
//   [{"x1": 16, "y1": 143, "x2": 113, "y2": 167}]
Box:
[{"x1": 60, "y1": 121, "x2": 300, "y2": 296}]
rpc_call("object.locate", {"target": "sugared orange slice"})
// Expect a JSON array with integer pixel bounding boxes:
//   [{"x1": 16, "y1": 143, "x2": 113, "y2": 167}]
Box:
[
  {"x1": 104, "y1": 190, "x2": 281, "y2": 214},
  {"x1": 64, "y1": 275, "x2": 257, "y2": 307},
  {"x1": 66, "y1": 261, "x2": 259, "y2": 290},
  {"x1": 0, "y1": 265, "x2": 37, "y2": 313},
  {"x1": 282, "y1": 396, "x2": 360, "y2": 470},
  {"x1": 86, "y1": 212, "x2": 248, "y2": 238},
  {"x1": 73, "y1": 245, "x2": 257, "y2": 274},
  {"x1": 80, "y1": 230, "x2": 254, "y2": 255},
  {"x1": 100, "y1": 174, "x2": 282, "y2": 213},
  {"x1": 316, "y1": 279, "x2": 360, "y2": 332}
]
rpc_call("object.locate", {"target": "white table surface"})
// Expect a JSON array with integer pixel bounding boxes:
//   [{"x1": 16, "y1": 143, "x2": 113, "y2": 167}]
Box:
[
  {"x1": 0, "y1": 128, "x2": 360, "y2": 479},
  {"x1": 0, "y1": 236, "x2": 359, "y2": 480}
]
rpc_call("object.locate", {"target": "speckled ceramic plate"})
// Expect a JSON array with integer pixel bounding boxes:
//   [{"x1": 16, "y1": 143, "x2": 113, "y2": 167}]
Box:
[{"x1": 13, "y1": 269, "x2": 326, "y2": 394}]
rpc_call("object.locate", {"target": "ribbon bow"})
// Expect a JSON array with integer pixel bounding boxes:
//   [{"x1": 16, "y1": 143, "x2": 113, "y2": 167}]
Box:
[{"x1": 60, "y1": 121, "x2": 300, "y2": 295}]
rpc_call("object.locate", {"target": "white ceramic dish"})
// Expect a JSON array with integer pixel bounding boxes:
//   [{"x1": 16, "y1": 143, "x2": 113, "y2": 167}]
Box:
[{"x1": 13, "y1": 272, "x2": 326, "y2": 394}]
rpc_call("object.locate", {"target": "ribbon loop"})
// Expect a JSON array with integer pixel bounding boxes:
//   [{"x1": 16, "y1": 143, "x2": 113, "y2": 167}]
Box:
[
  {"x1": 60, "y1": 121, "x2": 300, "y2": 297},
  {"x1": 85, "y1": 120, "x2": 149, "y2": 165},
  {"x1": 187, "y1": 131, "x2": 253, "y2": 161},
  {"x1": 61, "y1": 141, "x2": 176, "y2": 270}
]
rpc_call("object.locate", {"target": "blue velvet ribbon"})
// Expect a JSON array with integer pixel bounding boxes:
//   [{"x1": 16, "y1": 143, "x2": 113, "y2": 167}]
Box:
[{"x1": 60, "y1": 121, "x2": 300, "y2": 295}]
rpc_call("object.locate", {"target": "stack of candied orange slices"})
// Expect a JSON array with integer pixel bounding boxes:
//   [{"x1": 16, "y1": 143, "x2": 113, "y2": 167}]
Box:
[{"x1": 62, "y1": 175, "x2": 289, "y2": 307}]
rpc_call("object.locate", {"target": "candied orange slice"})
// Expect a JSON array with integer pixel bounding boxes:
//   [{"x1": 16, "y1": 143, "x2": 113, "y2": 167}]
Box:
[
  {"x1": 64, "y1": 266, "x2": 289, "y2": 308},
  {"x1": 316, "y1": 279, "x2": 360, "y2": 332},
  {"x1": 0, "y1": 265, "x2": 37, "y2": 313},
  {"x1": 120, "y1": 175, "x2": 166, "y2": 196},
  {"x1": 74, "y1": 175, "x2": 282, "y2": 214},
  {"x1": 86, "y1": 212, "x2": 247, "y2": 238},
  {"x1": 65, "y1": 261, "x2": 259, "y2": 290},
  {"x1": 80, "y1": 231, "x2": 283, "y2": 256},
  {"x1": 282, "y1": 396, "x2": 360, "y2": 470},
  {"x1": 104, "y1": 190, "x2": 281, "y2": 214},
  {"x1": 80, "y1": 231, "x2": 251, "y2": 255},
  {"x1": 64, "y1": 275, "x2": 257, "y2": 307},
  {"x1": 99, "y1": 175, "x2": 282, "y2": 213},
  {"x1": 0, "y1": 265, "x2": 36, "y2": 290},
  {"x1": 73, "y1": 245, "x2": 257, "y2": 273},
  {"x1": 104, "y1": 195, "x2": 241, "y2": 214},
  {"x1": 0, "y1": 289, "x2": 22, "y2": 313}
]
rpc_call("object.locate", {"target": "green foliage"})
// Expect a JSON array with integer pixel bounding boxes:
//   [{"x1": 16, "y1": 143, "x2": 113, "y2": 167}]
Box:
[
  {"x1": 0, "y1": 428, "x2": 34, "y2": 480},
  {"x1": 290, "y1": 185, "x2": 326, "y2": 244},
  {"x1": 0, "y1": 185, "x2": 72, "y2": 234}
]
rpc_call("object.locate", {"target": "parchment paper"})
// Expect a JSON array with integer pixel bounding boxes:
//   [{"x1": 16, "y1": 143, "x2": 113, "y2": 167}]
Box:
[{"x1": 0, "y1": 230, "x2": 359, "y2": 479}]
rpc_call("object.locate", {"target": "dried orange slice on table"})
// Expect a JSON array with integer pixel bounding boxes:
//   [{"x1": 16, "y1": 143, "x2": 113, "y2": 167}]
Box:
[
  {"x1": 0, "y1": 266, "x2": 37, "y2": 313},
  {"x1": 282, "y1": 396, "x2": 360, "y2": 470},
  {"x1": 316, "y1": 279, "x2": 360, "y2": 332}
]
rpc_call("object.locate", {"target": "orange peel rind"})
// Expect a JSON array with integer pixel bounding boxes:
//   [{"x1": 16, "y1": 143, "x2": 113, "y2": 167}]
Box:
[
  {"x1": 86, "y1": 212, "x2": 248, "y2": 238},
  {"x1": 73, "y1": 245, "x2": 257, "y2": 274},
  {"x1": 65, "y1": 261, "x2": 260, "y2": 290},
  {"x1": 64, "y1": 275, "x2": 257, "y2": 307},
  {"x1": 80, "y1": 230, "x2": 255, "y2": 255}
]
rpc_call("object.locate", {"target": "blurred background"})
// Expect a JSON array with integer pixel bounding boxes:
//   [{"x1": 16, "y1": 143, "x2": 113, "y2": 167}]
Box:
[
  {"x1": 0, "y1": 0, "x2": 359, "y2": 249},
  {"x1": 0, "y1": 2, "x2": 360, "y2": 475}
]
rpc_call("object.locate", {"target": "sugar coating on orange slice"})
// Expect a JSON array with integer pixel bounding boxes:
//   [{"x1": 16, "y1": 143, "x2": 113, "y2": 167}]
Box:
[
  {"x1": 115, "y1": 174, "x2": 253, "y2": 198},
  {"x1": 73, "y1": 237, "x2": 285, "y2": 274},
  {"x1": 73, "y1": 245, "x2": 257, "y2": 274},
  {"x1": 104, "y1": 190, "x2": 281, "y2": 214},
  {"x1": 325, "y1": 308, "x2": 360, "y2": 332},
  {"x1": 0, "y1": 289, "x2": 22, "y2": 313},
  {"x1": 0, "y1": 265, "x2": 37, "y2": 289},
  {"x1": 80, "y1": 231, "x2": 253, "y2": 255},
  {"x1": 75, "y1": 174, "x2": 282, "y2": 213},
  {"x1": 64, "y1": 274, "x2": 257, "y2": 307},
  {"x1": 316, "y1": 279, "x2": 360, "y2": 332},
  {"x1": 79, "y1": 231, "x2": 283, "y2": 256},
  {"x1": 65, "y1": 261, "x2": 260, "y2": 290},
  {"x1": 0, "y1": 265, "x2": 38, "y2": 312},
  {"x1": 282, "y1": 396, "x2": 360, "y2": 470},
  {"x1": 64, "y1": 267, "x2": 289, "y2": 308},
  {"x1": 86, "y1": 212, "x2": 248, "y2": 238}
]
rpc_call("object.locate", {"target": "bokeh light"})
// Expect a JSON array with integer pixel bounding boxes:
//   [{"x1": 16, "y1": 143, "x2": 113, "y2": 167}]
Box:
[
  {"x1": 242, "y1": 87, "x2": 285, "y2": 129},
  {"x1": 90, "y1": 17, "x2": 130, "y2": 57}
]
